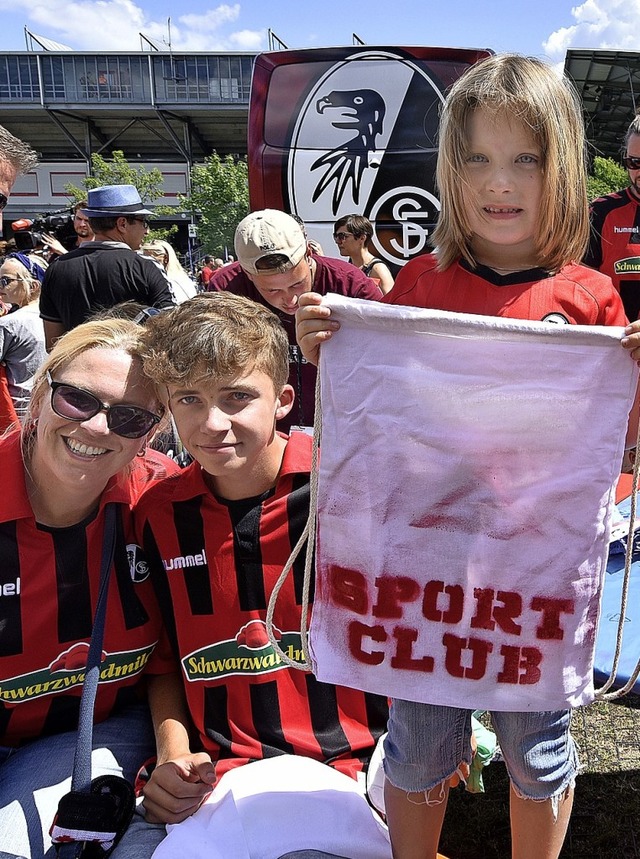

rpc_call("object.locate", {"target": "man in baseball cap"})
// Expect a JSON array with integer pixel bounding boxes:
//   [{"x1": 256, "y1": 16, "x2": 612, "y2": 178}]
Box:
[
  {"x1": 209, "y1": 208, "x2": 382, "y2": 431},
  {"x1": 234, "y1": 209, "x2": 308, "y2": 281}
]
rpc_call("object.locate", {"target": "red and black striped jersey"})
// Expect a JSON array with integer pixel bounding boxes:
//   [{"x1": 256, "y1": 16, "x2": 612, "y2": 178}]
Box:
[
  {"x1": 584, "y1": 187, "x2": 640, "y2": 321},
  {"x1": 0, "y1": 430, "x2": 175, "y2": 747},
  {"x1": 135, "y1": 431, "x2": 389, "y2": 781},
  {"x1": 386, "y1": 255, "x2": 628, "y2": 327}
]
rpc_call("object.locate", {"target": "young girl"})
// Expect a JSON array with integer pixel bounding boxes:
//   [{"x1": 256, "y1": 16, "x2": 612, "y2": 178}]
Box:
[{"x1": 296, "y1": 54, "x2": 634, "y2": 859}]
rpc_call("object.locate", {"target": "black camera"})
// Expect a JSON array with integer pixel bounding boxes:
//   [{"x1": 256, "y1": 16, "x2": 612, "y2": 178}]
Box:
[{"x1": 12, "y1": 208, "x2": 75, "y2": 252}]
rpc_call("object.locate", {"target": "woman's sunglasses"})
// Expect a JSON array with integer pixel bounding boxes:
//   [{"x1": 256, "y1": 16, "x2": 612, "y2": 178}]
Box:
[{"x1": 46, "y1": 371, "x2": 162, "y2": 439}]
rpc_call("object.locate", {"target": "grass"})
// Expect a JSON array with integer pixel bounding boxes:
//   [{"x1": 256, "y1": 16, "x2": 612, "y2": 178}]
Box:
[{"x1": 437, "y1": 695, "x2": 640, "y2": 858}]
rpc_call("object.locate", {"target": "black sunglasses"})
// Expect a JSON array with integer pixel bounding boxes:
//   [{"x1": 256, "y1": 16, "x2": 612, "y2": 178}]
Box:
[
  {"x1": 623, "y1": 156, "x2": 640, "y2": 171},
  {"x1": 46, "y1": 371, "x2": 162, "y2": 439},
  {"x1": 333, "y1": 231, "x2": 354, "y2": 241},
  {"x1": 0, "y1": 193, "x2": 7, "y2": 211},
  {"x1": 0, "y1": 275, "x2": 23, "y2": 287},
  {"x1": 129, "y1": 217, "x2": 150, "y2": 228}
]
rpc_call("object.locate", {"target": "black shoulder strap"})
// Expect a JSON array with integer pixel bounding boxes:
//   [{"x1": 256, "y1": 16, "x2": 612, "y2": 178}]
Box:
[
  {"x1": 54, "y1": 503, "x2": 124, "y2": 859},
  {"x1": 362, "y1": 258, "x2": 384, "y2": 276},
  {"x1": 71, "y1": 502, "x2": 118, "y2": 792}
]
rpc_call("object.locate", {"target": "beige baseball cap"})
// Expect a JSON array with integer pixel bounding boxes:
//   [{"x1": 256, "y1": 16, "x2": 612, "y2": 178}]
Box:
[{"x1": 235, "y1": 209, "x2": 307, "y2": 276}]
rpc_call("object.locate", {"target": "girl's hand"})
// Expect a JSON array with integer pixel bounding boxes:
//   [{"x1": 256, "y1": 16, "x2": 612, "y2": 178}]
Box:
[{"x1": 295, "y1": 292, "x2": 340, "y2": 366}]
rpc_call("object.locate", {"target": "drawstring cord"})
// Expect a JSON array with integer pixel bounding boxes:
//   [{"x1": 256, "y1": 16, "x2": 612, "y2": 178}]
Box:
[
  {"x1": 596, "y1": 423, "x2": 640, "y2": 700},
  {"x1": 266, "y1": 372, "x2": 322, "y2": 670}
]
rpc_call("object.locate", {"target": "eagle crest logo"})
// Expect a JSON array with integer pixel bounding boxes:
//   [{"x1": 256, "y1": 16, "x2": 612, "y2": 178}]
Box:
[{"x1": 311, "y1": 89, "x2": 385, "y2": 214}]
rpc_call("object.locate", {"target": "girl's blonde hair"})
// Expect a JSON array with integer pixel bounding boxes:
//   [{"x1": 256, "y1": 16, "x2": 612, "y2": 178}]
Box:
[{"x1": 433, "y1": 53, "x2": 589, "y2": 272}]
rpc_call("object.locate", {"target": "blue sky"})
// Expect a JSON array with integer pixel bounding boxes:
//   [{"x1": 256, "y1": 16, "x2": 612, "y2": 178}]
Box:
[{"x1": 2, "y1": 0, "x2": 636, "y2": 65}]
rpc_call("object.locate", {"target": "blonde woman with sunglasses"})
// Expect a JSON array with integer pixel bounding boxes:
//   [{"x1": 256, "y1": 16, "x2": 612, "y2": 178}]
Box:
[{"x1": 0, "y1": 316, "x2": 178, "y2": 859}]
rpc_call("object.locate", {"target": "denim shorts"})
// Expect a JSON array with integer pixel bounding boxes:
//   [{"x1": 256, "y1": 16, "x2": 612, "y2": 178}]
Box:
[{"x1": 383, "y1": 699, "x2": 578, "y2": 801}]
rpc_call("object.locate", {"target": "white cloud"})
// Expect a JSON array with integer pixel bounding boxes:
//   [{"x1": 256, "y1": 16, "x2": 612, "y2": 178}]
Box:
[
  {"x1": 178, "y1": 4, "x2": 240, "y2": 29},
  {"x1": 29, "y1": 0, "x2": 146, "y2": 49},
  {"x1": 25, "y1": 1, "x2": 266, "y2": 51},
  {"x1": 544, "y1": 0, "x2": 640, "y2": 60},
  {"x1": 228, "y1": 29, "x2": 266, "y2": 50}
]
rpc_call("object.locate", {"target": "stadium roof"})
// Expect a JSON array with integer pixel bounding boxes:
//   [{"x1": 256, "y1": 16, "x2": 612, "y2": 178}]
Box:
[
  {"x1": 565, "y1": 48, "x2": 640, "y2": 162},
  {"x1": 24, "y1": 28, "x2": 73, "y2": 51}
]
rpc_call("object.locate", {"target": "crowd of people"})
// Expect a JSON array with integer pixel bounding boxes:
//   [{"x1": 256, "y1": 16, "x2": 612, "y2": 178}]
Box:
[{"x1": 1, "y1": 50, "x2": 640, "y2": 859}]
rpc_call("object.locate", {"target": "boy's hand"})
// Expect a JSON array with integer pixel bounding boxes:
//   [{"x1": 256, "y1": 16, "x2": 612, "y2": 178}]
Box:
[
  {"x1": 295, "y1": 292, "x2": 340, "y2": 367},
  {"x1": 622, "y1": 322, "x2": 640, "y2": 362},
  {"x1": 142, "y1": 752, "x2": 216, "y2": 824}
]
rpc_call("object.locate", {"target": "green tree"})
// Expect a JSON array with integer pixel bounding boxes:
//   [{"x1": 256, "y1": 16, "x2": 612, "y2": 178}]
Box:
[
  {"x1": 587, "y1": 156, "x2": 628, "y2": 201},
  {"x1": 181, "y1": 153, "x2": 249, "y2": 255},
  {"x1": 64, "y1": 150, "x2": 177, "y2": 240},
  {"x1": 65, "y1": 150, "x2": 166, "y2": 203}
]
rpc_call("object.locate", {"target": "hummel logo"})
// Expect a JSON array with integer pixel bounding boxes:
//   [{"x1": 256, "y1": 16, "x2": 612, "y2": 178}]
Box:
[
  {"x1": 0, "y1": 577, "x2": 20, "y2": 597},
  {"x1": 163, "y1": 549, "x2": 208, "y2": 571}
]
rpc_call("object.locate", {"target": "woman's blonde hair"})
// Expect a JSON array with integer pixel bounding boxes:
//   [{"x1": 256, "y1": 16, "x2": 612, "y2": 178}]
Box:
[
  {"x1": 1, "y1": 253, "x2": 46, "y2": 304},
  {"x1": 433, "y1": 53, "x2": 589, "y2": 272},
  {"x1": 22, "y1": 318, "x2": 159, "y2": 454},
  {"x1": 143, "y1": 240, "x2": 194, "y2": 292}
]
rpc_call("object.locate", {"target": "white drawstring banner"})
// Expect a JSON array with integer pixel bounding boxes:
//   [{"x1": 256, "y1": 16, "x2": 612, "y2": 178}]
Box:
[{"x1": 308, "y1": 296, "x2": 639, "y2": 712}]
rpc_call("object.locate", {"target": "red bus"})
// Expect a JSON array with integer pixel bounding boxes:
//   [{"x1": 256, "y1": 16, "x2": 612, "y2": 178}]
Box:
[{"x1": 248, "y1": 46, "x2": 492, "y2": 272}]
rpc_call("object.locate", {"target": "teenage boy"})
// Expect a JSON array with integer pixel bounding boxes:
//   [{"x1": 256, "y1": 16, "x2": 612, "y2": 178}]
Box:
[{"x1": 112, "y1": 292, "x2": 390, "y2": 859}]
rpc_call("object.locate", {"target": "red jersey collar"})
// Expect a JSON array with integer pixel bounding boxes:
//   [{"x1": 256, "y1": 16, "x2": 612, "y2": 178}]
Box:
[
  {"x1": 167, "y1": 431, "x2": 314, "y2": 503},
  {"x1": 0, "y1": 429, "x2": 138, "y2": 524}
]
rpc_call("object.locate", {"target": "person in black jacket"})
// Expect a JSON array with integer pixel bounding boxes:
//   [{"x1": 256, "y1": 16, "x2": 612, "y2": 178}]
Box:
[{"x1": 40, "y1": 184, "x2": 175, "y2": 349}]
